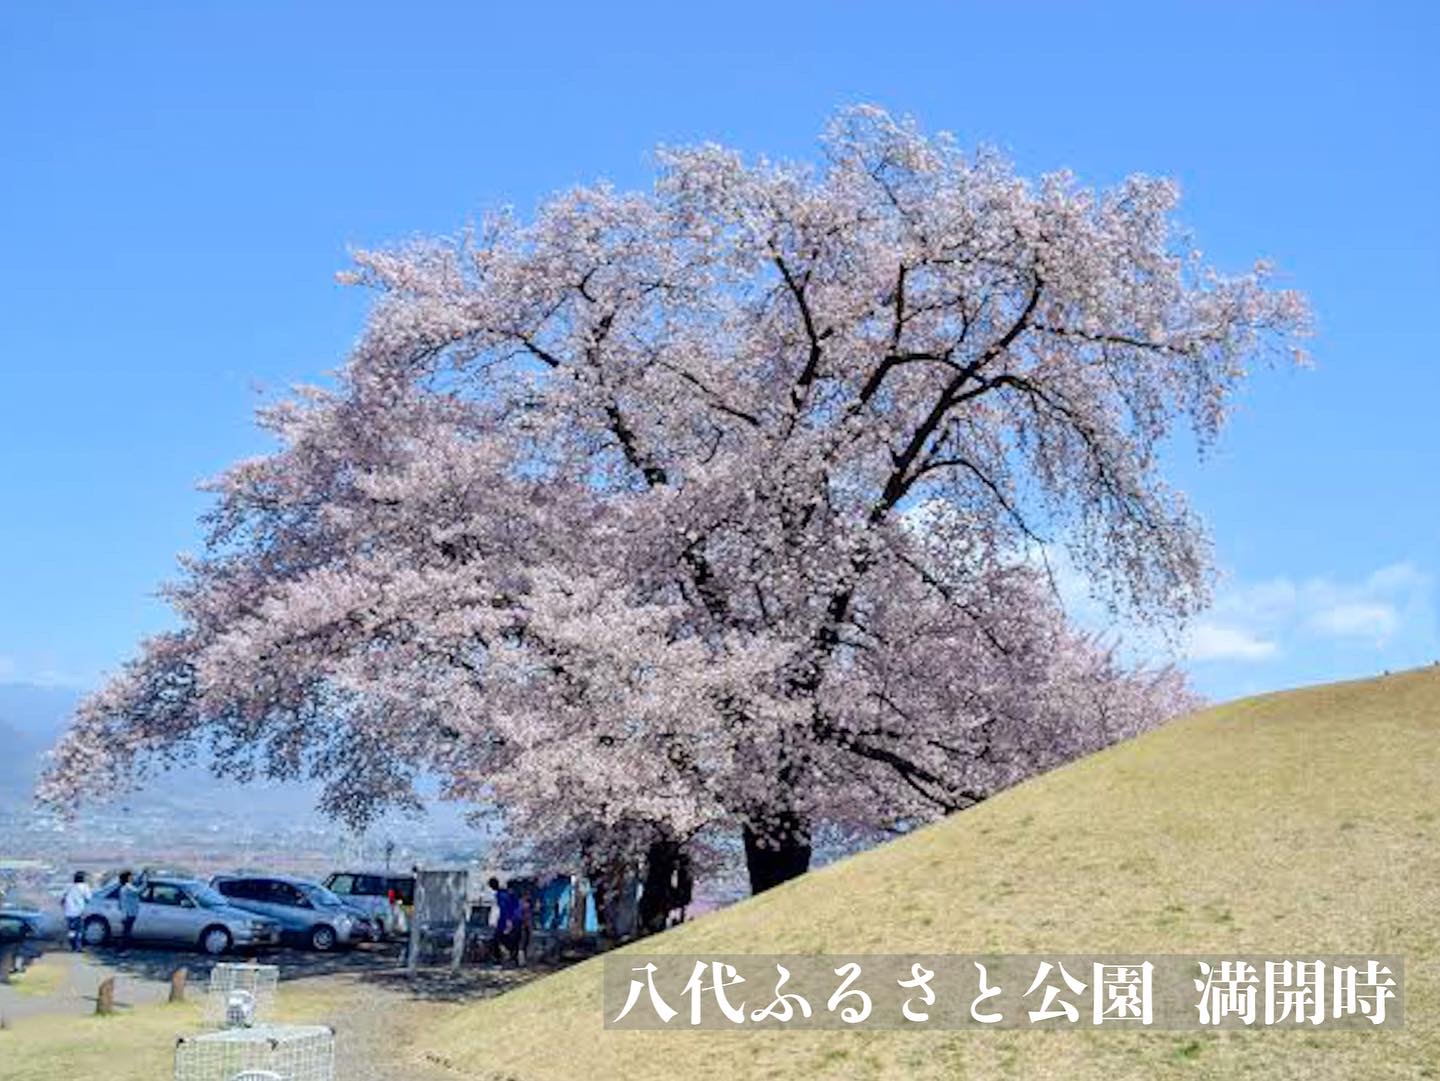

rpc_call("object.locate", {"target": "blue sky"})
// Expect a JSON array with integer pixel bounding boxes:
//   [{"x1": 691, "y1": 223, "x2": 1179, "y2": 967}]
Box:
[{"x1": 1, "y1": 1, "x2": 1436, "y2": 704}]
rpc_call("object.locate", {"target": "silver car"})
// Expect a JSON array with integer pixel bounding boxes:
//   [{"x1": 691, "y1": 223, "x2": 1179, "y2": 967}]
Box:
[
  {"x1": 80, "y1": 878, "x2": 281, "y2": 955},
  {"x1": 322, "y1": 871, "x2": 414, "y2": 940},
  {"x1": 209, "y1": 874, "x2": 374, "y2": 951}
]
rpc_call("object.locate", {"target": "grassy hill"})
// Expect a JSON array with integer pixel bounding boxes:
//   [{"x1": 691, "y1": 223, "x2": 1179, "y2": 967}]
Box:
[{"x1": 420, "y1": 667, "x2": 1440, "y2": 1080}]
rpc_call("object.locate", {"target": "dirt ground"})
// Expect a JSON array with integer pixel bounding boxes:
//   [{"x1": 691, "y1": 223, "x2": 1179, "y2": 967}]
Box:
[
  {"x1": 0, "y1": 941, "x2": 543, "y2": 1081},
  {"x1": 1, "y1": 939, "x2": 405, "y2": 1019}
]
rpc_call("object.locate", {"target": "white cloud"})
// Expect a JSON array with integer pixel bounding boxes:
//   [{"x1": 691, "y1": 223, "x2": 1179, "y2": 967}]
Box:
[
  {"x1": 1186, "y1": 622, "x2": 1279, "y2": 662},
  {"x1": 1046, "y1": 552, "x2": 1437, "y2": 691},
  {"x1": 1208, "y1": 562, "x2": 1432, "y2": 650},
  {"x1": 0, "y1": 654, "x2": 88, "y2": 688},
  {"x1": 1307, "y1": 602, "x2": 1398, "y2": 641},
  {"x1": 1172, "y1": 560, "x2": 1438, "y2": 695}
]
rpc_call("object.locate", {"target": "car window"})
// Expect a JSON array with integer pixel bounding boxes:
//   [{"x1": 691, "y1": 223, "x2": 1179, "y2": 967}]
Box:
[
  {"x1": 218, "y1": 879, "x2": 262, "y2": 901},
  {"x1": 304, "y1": 885, "x2": 345, "y2": 908},
  {"x1": 235, "y1": 879, "x2": 271, "y2": 903},
  {"x1": 326, "y1": 874, "x2": 355, "y2": 896},
  {"x1": 191, "y1": 885, "x2": 230, "y2": 909},
  {"x1": 144, "y1": 883, "x2": 190, "y2": 907},
  {"x1": 269, "y1": 881, "x2": 307, "y2": 907},
  {"x1": 355, "y1": 875, "x2": 385, "y2": 896}
]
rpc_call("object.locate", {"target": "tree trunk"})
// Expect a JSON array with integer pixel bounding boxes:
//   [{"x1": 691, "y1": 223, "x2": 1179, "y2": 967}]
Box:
[
  {"x1": 638, "y1": 840, "x2": 681, "y2": 935},
  {"x1": 743, "y1": 813, "x2": 812, "y2": 894},
  {"x1": 593, "y1": 860, "x2": 640, "y2": 941},
  {"x1": 568, "y1": 871, "x2": 587, "y2": 941}
]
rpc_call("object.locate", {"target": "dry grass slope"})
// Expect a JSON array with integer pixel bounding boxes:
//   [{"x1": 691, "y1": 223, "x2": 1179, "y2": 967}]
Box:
[{"x1": 422, "y1": 667, "x2": 1440, "y2": 1081}]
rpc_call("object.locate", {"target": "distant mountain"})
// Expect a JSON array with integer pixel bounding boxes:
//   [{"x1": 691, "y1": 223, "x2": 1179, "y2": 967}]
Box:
[
  {"x1": 0, "y1": 682, "x2": 80, "y2": 806},
  {"x1": 0, "y1": 681, "x2": 478, "y2": 862},
  {"x1": 0, "y1": 680, "x2": 346, "y2": 823}
]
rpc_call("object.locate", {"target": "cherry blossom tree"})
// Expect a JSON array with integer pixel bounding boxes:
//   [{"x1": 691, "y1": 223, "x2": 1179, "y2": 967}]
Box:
[{"x1": 42, "y1": 107, "x2": 1306, "y2": 895}]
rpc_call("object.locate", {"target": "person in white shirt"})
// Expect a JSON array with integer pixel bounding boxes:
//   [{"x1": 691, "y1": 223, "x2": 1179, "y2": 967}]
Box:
[{"x1": 60, "y1": 871, "x2": 92, "y2": 952}]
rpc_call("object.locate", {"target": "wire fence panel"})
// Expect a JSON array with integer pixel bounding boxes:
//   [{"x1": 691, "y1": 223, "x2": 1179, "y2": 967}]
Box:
[
  {"x1": 204, "y1": 963, "x2": 281, "y2": 1028},
  {"x1": 175, "y1": 1023, "x2": 336, "y2": 1081}
]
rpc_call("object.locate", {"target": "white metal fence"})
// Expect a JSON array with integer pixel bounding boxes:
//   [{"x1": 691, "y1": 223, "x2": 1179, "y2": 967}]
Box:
[
  {"x1": 174, "y1": 1023, "x2": 336, "y2": 1081},
  {"x1": 204, "y1": 962, "x2": 281, "y2": 1028}
]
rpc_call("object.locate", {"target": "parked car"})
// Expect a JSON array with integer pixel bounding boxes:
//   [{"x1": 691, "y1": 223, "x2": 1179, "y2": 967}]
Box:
[
  {"x1": 0, "y1": 910, "x2": 41, "y2": 976},
  {"x1": 0, "y1": 907, "x2": 43, "y2": 945},
  {"x1": 79, "y1": 878, "x2": 281, "y2": 955},
  {"x1": 0, "y1": 903, "x2": 60, "y2": 942},
  {"x1": 210, "y1": 874, "x2": 375, "y2": 951},
  {"x1": 321, "y1": 870, "x2": 415, "y2": 939}
]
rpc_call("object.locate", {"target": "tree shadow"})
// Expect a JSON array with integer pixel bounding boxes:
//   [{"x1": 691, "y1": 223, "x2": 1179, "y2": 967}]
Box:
[
  {"x1": 76, "y1": 940, "x2": 408, "y2": 985},
  {"x1": 353, "y1": 939, "x2": 607, "y2": 1003},
  {"x1": 357, "y1": 966, "x2": 536, "y2": 1003}
]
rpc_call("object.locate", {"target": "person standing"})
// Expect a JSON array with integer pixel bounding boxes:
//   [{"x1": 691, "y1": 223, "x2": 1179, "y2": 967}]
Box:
[
  {"x1": 117, "y1": 870, "x2": 141, "y2": 949},
  {"x1": 488, "y1": 876, "x2": 522, "y2": 966},
  {"x1": 61, "y1": 871, "x2": 92, "y2": 951}
]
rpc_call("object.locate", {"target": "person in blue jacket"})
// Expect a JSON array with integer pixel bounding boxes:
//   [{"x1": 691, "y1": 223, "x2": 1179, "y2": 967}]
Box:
[
  {"x1": 489, "y1": 876, "x2": 523, "y2": 966},
  {"x1": 117, "y1": 869, "x2": 141, "y2": 949}
]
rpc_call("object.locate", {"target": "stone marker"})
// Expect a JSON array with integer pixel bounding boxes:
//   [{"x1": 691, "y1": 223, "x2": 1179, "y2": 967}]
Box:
[
  {"x1": 96, "y1": 975, "x2": 116, "y2": 1015},
  {"x1": 170, "y1": 966, "x2": 189, "y2": 1003}
]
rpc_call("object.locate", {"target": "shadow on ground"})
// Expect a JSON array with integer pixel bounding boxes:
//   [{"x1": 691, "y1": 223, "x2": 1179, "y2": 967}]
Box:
[
  {"x1": 357, "y1": 965, "x2": 541, "y2": 1003},
  {"x1": 9, "y1": 935, "x2": 604, "y2": 1021},
  {"x1": 351, "y1": 935, "x2": 616, "y2": 1003},
  {"x1": 58, "y1": 939, "x2": 408, "y2": 986}
]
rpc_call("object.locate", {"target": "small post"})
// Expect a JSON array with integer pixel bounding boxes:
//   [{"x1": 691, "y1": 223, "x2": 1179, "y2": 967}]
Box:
[
  {"x1": 448, "y1": 869, "x2": 470, "y2": 972},
  {"x1": 406, "y1": 868, "x2": 422, "y2": 974},
  {"x1": 0, "y1": 945, "x2": 15, "y2": 984},
  {"x1": 568, "y1": 871, "x2": 586, "y2": 942},
  {"x1": 450, "y1": 909, "x2": 466, "y2": 972},
  {"x1": 95, "y1": 975, "x2": 116, "y2": 1015},
  {"x1": 169, "y1": 967, "x2": 189, "y2": 1003}
]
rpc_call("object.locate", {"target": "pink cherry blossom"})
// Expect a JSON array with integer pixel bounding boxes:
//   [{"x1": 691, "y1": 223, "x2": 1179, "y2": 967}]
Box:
[{"x1": 41, "y1": 107, "x2": 1305, "y2": 894}]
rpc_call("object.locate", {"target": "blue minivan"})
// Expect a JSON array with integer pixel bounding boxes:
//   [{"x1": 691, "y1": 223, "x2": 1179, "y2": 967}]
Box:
[{"x1": 210, "y1": 874, "x2": 376, "y2": 951}]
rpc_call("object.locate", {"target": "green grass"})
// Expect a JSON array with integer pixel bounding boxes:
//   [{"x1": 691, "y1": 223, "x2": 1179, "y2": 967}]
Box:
[
  {"x1": 0, "y1": 965, "x2": 407, "y2": 1081},
  {"x1": 416, "y1": 667, "x2": 1440, "y2": 1080},
  {"x1": 4, "y1": 956, "x2": 65, "y2": 997}
]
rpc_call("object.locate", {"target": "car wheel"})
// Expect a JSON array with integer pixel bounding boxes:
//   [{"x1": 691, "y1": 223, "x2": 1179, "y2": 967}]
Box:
[
  {"x1": 83, "y1": 916, "x2": 110, "y2": 946},
  {"x1": 309, "y1": 924, "x2": 337, "y2": 952},
  {"x1": 200, "y1": 926, "x2": 233, "y2": 956}
]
